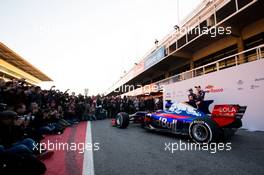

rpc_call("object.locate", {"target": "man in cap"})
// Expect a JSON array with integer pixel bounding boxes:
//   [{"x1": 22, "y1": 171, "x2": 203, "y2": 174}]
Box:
[{"x1": 187, "y1": 88, "x2": 197, "y2": 108}]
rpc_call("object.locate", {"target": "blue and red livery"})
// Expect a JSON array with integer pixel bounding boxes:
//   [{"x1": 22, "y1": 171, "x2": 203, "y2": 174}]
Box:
[{"x1": 112, "y1": 101, "x2": 247, "y2": 143}]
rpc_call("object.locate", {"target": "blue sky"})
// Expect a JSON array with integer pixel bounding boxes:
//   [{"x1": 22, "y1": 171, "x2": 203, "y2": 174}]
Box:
[{"x1": 0, "y1": 0, "x2": 202, "y2": 95}]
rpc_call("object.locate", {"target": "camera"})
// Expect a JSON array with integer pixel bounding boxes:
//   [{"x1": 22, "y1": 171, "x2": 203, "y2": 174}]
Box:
[
  {"x1": 20, "y1": 115, "x2": 35, "y2": 121},
  {"x1": 0, "y1": 103, "x2": 7, "y2": 112}
]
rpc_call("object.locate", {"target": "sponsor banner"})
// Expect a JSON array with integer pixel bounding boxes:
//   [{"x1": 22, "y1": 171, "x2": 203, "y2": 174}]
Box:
[
  {"x1": 144, "y1": 46, "x2": 165, "y2": 70},
  {"x1": 164, "y1": 59, "x2": 264, "y2": 131},
  {"x1": 204, "y1": 85, "x2": 224, "y2": 93}
]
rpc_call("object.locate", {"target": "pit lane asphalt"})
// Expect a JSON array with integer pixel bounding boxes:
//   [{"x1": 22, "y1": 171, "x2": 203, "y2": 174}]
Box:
[{"x1": 91, "y1": 119, "x2": 264, "y2": 175}]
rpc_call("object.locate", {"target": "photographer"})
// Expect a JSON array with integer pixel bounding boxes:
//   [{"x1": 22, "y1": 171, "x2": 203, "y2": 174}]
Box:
[
  {"x1": 0, "y1": 110, "x2": 52, "y2": 175},
  {"x1": 0, "y1": 78, "x2": 5, "y2": 103},
  {"x1": 15, "y1": 103, "x2": 27, "y2": 116},
  {"x1": 0, "y1": 111, "x2": 53, "y2": 158}
]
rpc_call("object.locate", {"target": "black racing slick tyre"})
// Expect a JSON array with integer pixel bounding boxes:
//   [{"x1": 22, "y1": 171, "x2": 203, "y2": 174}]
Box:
[
  {"x1": 189, "y1": 118, "x2": 220, "y2": 143},
  {"x1": 116, "y1": 112, "x2": 130, "y2": 129}
]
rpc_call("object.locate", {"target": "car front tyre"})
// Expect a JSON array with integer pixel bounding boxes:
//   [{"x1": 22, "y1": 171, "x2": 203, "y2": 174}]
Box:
[{"x1": 116, "y1": 112, "x2": 130, "y2": 129}]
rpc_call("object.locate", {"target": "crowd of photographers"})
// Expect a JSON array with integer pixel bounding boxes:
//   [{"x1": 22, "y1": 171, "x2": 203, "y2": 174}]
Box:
[{"x1": 0, "y1": 78, "x2": 163, "y2": 174}]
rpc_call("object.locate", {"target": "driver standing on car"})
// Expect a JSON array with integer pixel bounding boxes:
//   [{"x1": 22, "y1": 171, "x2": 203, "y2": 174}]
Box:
[
  {"x1": 195, "y1": 85, "x2": 205, "y2": 110},
  {"x1": 187, "y1": 89, "x2": 197, "y2": 108}
]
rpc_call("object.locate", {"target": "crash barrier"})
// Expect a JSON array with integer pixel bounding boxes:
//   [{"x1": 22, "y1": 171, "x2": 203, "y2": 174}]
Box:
[{"x1": 164, "y1": 55, "x2": 264, "y2": 131}]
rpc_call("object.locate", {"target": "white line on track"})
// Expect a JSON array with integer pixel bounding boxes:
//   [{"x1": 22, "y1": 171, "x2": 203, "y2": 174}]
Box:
[{"x1": 82, "y1": 121, "x2": 95, "y2": 175}]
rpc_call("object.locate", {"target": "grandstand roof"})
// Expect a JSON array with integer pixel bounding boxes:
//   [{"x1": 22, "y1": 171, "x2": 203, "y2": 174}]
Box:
[{"x1": 0, "y1": 42, "x2": 52, "y2": 81}]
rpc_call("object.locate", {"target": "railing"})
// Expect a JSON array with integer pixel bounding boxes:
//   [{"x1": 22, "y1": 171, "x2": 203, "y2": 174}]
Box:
[
  {"x1": 155, "y1": 44, "x2": 264, "y2": 88},
  {"x1": 122, "y1": 44, "x2": 263, "y2": 96}
]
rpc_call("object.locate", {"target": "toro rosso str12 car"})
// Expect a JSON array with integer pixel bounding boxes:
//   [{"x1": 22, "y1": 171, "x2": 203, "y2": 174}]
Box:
[{"x1": 112, "y1": 101, "x2": 247, "y2": 143}]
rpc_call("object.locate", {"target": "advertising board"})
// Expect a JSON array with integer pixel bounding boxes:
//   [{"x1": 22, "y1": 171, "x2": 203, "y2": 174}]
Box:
[{"x1": 164, "y1": 59, "x2": 264, "y2": 131}]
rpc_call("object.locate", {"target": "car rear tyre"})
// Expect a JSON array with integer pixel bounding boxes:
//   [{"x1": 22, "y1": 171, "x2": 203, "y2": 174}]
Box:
[
  {"x1": 116, "y1": 112, "x2": 130, "y2": 129},
  {"x1": 189, "y1": 118, "x2": 220, "y2": 143}
]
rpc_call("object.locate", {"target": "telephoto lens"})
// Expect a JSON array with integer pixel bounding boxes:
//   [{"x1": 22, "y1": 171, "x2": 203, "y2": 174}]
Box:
[{"x1": 0, "y1": 103, "x2": 7, "y2": 112}]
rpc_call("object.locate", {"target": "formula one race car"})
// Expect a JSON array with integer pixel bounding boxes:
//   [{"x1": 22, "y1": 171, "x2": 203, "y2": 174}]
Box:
[{"x1": 112, "y1": 101, "x2": 247, "y2": 143}]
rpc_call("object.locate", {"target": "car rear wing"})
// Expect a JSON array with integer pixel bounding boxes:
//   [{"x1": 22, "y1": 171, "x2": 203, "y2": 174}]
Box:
[
  {"x1": 211, "y1": 105, "x2": 247, "y2": 118},
  {"x1": 211, "y1": 105, "x2": 247, "y2": 127},
  {"x1": 235, "y1": 106, "x2": 247, "y2": 119}
]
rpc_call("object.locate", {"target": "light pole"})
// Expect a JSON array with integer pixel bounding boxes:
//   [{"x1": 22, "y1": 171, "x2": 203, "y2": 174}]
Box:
[{"x1": 177, "y1": 0, "x2": 180, "y2": 25}]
